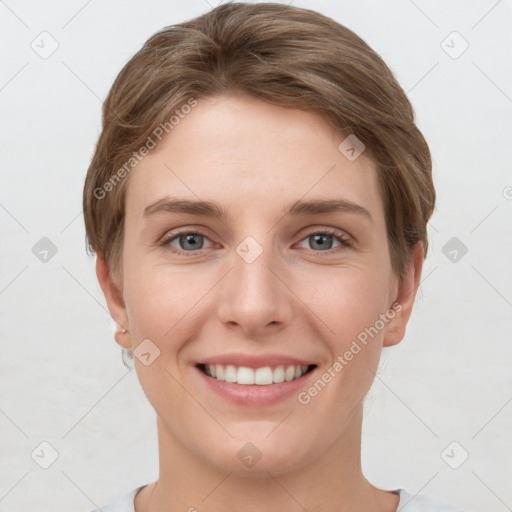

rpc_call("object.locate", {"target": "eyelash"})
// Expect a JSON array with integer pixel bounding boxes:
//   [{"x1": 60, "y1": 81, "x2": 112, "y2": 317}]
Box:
[{"x1": 159, "y1": 227, "x2": 353, "y2": 257}]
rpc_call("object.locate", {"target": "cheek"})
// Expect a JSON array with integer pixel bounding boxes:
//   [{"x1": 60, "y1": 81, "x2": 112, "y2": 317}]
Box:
[
  {"x1": 122, "y1": 265, "x2": 207, "y2": 409},
  {"x1": 306, "y1": 264, "x2": 392, "y2": 339},
  {"x1": 305, "y1": 266, "x2": 392, "y2": 401},
  {"x1": 124, "y1": 251, "x2": 392, "y2": 348},
  {"x1": 125, "y1": 266, "x2": 202, "y2": 337},
  {"x1": 296, "y1": 271, "x2": 390, "y2": 413},
  {"x1": 122, "y1": 254, "x2": 226, "y2": 373}
]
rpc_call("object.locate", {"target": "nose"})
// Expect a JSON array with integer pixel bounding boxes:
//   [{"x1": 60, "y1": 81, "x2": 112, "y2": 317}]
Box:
[{"x1": 216, "y1": 240, "x2": 294, "y2": 338}]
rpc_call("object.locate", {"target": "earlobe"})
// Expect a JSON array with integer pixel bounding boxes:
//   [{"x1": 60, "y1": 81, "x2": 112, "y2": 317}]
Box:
[
  {"x1": 95, "y1": 253, "x2": 131, "y2": 349},
  {"x1": 383, "y1": 242, "x2": 424, "y2": 347}
]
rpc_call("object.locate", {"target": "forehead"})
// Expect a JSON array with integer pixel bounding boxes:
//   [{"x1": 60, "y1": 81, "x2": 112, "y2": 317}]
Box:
[{"x1": 125, "y1": 94, "x2": 383, "y2": 223}]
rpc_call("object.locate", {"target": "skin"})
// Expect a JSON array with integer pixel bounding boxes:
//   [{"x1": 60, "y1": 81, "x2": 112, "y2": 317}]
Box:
[{"x1": 96, "y1": 93, "x2": 423, "y2": 512}]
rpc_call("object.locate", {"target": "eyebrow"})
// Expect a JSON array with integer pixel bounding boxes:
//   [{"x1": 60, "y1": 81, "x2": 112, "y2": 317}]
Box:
[{"x1": 143, "y1": 197, "x2": 373, "y2": 222}]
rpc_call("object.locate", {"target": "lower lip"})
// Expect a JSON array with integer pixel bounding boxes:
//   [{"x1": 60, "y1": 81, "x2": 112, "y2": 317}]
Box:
[{"x1": 194, "y1": 366, "x2": 317, "y2": 407}]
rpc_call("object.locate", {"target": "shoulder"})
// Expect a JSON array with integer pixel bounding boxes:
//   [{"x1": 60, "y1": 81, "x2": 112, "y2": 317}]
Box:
[
  {"x1": 397, "y1": 488, "x2": 471, "y2": 512},
  {"x1": 85, "y1": 484, "x2": 147, "y2": 512},
  {"x1": 86, "y1": 485, "x2": 470, "y2": 512}
]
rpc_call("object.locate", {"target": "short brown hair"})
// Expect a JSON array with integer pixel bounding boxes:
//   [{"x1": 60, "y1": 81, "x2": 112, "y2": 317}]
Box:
[{"x1": 83, "y1": 1, "x2": 435, "y2": 282}]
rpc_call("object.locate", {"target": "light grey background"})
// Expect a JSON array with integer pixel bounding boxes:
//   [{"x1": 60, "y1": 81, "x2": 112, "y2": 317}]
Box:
[{"x1": 1, "y1": 1, "x2": 511, "y2": 511}]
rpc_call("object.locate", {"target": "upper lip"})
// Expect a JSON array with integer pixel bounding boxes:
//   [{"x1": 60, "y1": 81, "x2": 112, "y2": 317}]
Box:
[{"x1": 196, "y1": 353, "x2": 316, "y2": 368}]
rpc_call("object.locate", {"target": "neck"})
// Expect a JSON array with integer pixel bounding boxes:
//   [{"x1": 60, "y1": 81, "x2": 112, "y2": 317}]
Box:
[{"x1": 135, "y1": 404, "x2": 399, "y2": 512}]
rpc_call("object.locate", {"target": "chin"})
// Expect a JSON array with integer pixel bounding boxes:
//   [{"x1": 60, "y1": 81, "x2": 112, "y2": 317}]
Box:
[{"x1": 201, "y1": 433, "x2": 313, "y2": 478}]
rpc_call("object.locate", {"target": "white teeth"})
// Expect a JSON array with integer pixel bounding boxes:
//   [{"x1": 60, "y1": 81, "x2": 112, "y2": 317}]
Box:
[
  {"x1": 237, "y1": 366, "x2": 255, "y2": 385},
  {"x1": 273, "y1": 365, "x2": 285, "y2": 383},
  {"x1": 203, "y1": 364, "x2": 311, "y2": 385},
  {"x1": 285, "y1": 365, "x2": 296, "y2": 382},
  {"x1": 254, "y1": 367, "x2": 273, "y2": 385},
  {"x1": 224, "y1": 365, "x2": 237, "y2": 383}
]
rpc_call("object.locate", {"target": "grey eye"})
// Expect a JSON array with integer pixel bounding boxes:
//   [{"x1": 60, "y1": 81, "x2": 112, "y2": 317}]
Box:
[
  {"x1": 177, "y1": 233, "x2": 205, "y2": 251},
  {"x1": 308, "y1": 234, "x2": 335, "y2": 251}
]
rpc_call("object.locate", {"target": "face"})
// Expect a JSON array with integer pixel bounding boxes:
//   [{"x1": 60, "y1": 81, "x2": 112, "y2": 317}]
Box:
[{"x1": 99, "y1": 93, "x2": 421, "y2": 476}]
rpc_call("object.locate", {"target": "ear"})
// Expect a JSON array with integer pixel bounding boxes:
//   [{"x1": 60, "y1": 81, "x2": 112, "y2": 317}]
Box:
[
  {"x1": 96, "y1": 252, "x2": 131, "y2": 349},
  {"x1": 383, "y1": 242, "x2": 424, "y2": 347}
]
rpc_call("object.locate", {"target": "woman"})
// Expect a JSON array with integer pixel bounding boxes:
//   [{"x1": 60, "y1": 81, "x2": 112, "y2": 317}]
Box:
[{"x1": 83, "y1": 3, "x2": 466, "y2": 511}]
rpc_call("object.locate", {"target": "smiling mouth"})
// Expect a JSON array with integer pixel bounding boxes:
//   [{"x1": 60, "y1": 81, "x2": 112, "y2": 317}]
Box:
[{"x1": 197, "y1": 363, "x2": 317, "y2": 385}]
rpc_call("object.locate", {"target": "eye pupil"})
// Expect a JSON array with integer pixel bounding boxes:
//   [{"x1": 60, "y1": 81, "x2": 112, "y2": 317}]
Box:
[
  {"x1": 310, "y1": 234, "x2": 333, "y2": 250},
  {"x1": 180, "y1": 234, "x2": 203, "y2": 250}
]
